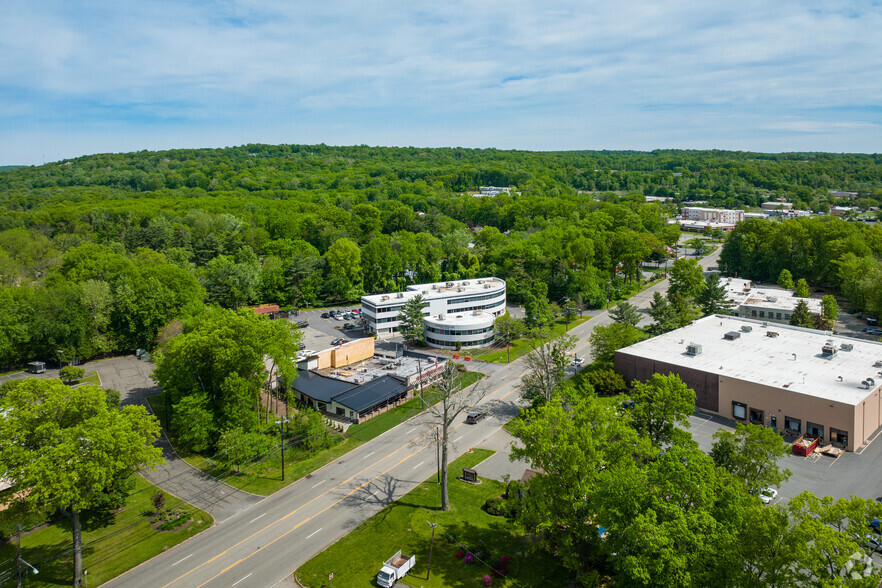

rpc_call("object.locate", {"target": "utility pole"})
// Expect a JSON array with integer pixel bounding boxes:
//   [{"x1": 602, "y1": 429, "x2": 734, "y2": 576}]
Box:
[
  {"x1": 417, "y1": 358, "x2": 424, "y2": 407},
  {"x1": 275, "y1": 417, "x2": 290, "y2": 481},
  {"x1": 425, "y1": 521, "x2": 437, "y2": 580},
  {"x1": 434, "y1": 430, "x2": 440, "y2": 483},
  {"x1": 16, "y1": 525, "x2": 21, "y2": 588}
]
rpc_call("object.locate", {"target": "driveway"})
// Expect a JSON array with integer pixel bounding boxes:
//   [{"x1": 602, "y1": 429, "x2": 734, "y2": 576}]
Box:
[{"x1": 86, "y1": 356, "x2": 266, "y2": 522}]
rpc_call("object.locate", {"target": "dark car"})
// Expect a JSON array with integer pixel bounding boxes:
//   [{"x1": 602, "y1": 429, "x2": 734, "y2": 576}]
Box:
[
  {"x1": 465, "y1": 409, "x2": 488, "y2": 424},
  {"x1": 296, "y1": 320, "x2": 309, "y2": 328},
  {"x1": 321, "y1": 312, "x2": 330, "y2": 319}
]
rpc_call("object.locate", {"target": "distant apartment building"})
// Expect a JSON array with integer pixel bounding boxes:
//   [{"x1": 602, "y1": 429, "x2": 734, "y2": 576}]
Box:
[
  {"x1": 475, "y1": 186, "x2": 512, "y2": 197},
  {"x1": 831, "y1": 206, "x2": 855, "y2": 217},
  {"x1": 682, "y1": 207, "x2": 745, "y2": 223}
]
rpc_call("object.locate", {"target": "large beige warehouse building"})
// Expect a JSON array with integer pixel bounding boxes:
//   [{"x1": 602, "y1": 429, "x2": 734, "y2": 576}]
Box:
[{"x1": 614, "y1": 315, "x2": 882, "y2": 451}]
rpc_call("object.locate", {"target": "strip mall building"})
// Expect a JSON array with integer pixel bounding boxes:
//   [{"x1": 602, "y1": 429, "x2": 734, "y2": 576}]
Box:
[{"x1": 615, "y1": 315, "x2": 882, "y2": 451}]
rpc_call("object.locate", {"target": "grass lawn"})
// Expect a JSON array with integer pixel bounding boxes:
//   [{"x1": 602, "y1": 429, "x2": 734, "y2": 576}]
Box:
[
  {"x1": 0, "y1": 474, "x2": 212, "y2": 588},
  {"x1": 77, "y1": 371, "x2": 101, "y2": 387},
  {"x1": 475, "y1": 317, "x2": 588, "y2": 364},
  {"x1": 146, "y1": 371, "x2": 486, "y2": 496},
  {"x1": 295, "y1": 450, "x2": 571, "y2": 588}
]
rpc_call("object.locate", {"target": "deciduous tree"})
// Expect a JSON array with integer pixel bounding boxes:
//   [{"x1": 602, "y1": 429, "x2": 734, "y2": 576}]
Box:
[
  {"x1": 521, "y1": 334, "x2": 576, "y2": 407},
  {"x1": 710, "y1": 423, "x2": 792, "y2": 495},
  {"x1": 0, "y1": 379, "x2": 163, "y2": 587}
]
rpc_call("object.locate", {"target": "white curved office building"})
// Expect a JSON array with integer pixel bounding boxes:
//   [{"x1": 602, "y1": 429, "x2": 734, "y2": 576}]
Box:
[
  {"x1": 361, "y1": 278, "x2": 506, "y2": 348},
  {"x1": 424, "y1": 310, "x2": 496, "y2": 349}
]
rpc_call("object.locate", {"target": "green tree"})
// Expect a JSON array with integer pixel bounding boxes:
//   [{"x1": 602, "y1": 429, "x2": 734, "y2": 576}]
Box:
[
  {"x1": 609, "y1": 301, "x2": 642, "y2": 327},
  {"x1": 398, "y1": 294, "x2": 426, "y2": 344},
  {"x1": 697, "y1": 273, "x2": 735, "y2": 316},
  {"x1": 776, "y1": 269, "x2": 794, "y2": 289},
  {"x1": 589, "y1": 322, "x2": 645, "y2": 364},
  {"x1": 819, "y1": 294, "x2": 840, "y2": 330},
  {"x1": 710, "y1": 423, "x2": 792, "y2": 495},
  {"x1": 685, "y1": 237, "x2": 707, "y2": 256},
  {"x1": 521, "y1": 334, "x2": 577, "y2": 407},
  {"x1": 583, "y1": 367, "x2": 628, "y2": 396},
  {"x1": 668, "y1": 257, "x2": 706, "y2": 302},
  {"x1": 511, "y1": 394, "x2": 644, "y2": 581},
  {"x1": 788, "y1": 299, "x2": 816, "y2": 328},
  {"x1": 59, "y1": 365, "x2": 86, "y2": 384},
  {"x1": 794, "y1": 278, "x2": 810, "y2": 298},
  {"x1": 171, "y1": 394, "x2": 217, "y2": 453},
  {"x1": 494, "y1": 313, "x2": 525, "y2": 363},
  {"x1": 217, "y1": 427, "x2": 275, "y2": 472},
  {"x1": 0, "y1": 379, "x2": 163, "y2": 587},
  {"x1": 524, "y1": 281, "x2": 553, "y2": 330},
  {"x1": 647, "y1": 291, "x2": 678, "y2": 335},
  {"x1": 627, "y1": 373, "x2": 695, "y2": 446},
  {"x1": 324, "y1": 237, "x2": 363, "y2": 301}
]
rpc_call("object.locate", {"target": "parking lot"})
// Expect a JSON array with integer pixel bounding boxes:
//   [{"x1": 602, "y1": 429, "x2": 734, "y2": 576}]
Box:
[
  {"x1": 687, "y1": 411, "x2": 882, "y2": 507},
  {"x1": 288, "y1": 305, "x2": 373, "y2": 353}
]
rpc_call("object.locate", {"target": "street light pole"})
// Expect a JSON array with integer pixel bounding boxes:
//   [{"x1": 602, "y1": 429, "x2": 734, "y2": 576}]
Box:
[
  {"x1": 275, "y1": 418, "x2": 290, "y2": 481},
  {"x1": 425, "y1": 521, "x2": 437, "y2": 580},
  {"x1": 434, "y1": 430, "x2": 440, "y2": 483}
]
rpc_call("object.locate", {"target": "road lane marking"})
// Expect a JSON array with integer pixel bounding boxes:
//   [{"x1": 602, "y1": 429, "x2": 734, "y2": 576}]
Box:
[
  {"x1": 193, "y1": 446, "x2": 430, "y2": 588},
  {"x1": 165, "y1": 365, "x2": 527, "y2": 588},
  {"x1": 305, "y1": 528, "x2": 322, "y2": 540},
  {"x1": 361, "y1": 451, "x2": 375, "y2": 460},
  {"x1": 248, "y1": 513, "x2": 266, "y2": 524},
  {"x1": 312, "y1": 479, "x2": 325, "y2": 489},
  {"x1": 406, "y1": 427, "x2": 417, "y2": 434},
  {"x1": 231, "y1": 573, "x2": 251, "y2": 586},
  {"x1": 172, "y1": 554, "x2": 193, "y2": 566},
  {"x1": 411, "y1": 461, "x2": 425, "y2": 470}
]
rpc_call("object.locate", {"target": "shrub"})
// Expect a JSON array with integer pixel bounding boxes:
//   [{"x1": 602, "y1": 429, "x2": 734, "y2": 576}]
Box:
[
  {"x1": 151, "y1": 490, "x2": 166, "y2": 514},
  {"x1": 59, "y1": 366, "x2": 86, "y2": 384},
  {"x1": 483, "y1": 574, "x2": 493, "y2": 586},
  {"x1": 483, "y1": 497, "x2": 505, "y2": 516},
  {"x1": 455, "y1": 550, "x2": 465, "y2": 559},
  {"x1": 584, "y1": 368, "x2": 627, "y2": 396},
  {"x1": 464, "y1": 553, "x2": 474, "y2": 564}
]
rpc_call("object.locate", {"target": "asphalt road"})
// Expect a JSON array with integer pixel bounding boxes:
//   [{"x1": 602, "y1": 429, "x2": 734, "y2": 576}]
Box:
[{"x1": 104, "y1": 254, "x2": 726, "y2": 588}]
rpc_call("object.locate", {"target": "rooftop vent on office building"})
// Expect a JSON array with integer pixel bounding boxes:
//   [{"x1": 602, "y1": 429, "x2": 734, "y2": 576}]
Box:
[
  {"x1": 821, "y1": 340, "x2": 838, "y2": 355},
  {"x1": 766, "y1": 331, "x2": 779, "y2": 338},
  {"x1": 840, "y1": 343, "x2": 854, "y2": 352},
  {"x1": 740, "y1": 325, "x2": 753, "y2": 333},
  {"x1": 724, "y1": 331, "x2": 741, "y2": 341},
  {"x1": 686, "y1": 343, "x2": 703, "y2": 356}
]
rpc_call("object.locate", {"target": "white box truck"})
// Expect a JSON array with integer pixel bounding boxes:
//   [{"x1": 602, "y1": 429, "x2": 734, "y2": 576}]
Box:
[{"x1": 376, "y1": 550, "x2": 415, "y2": 587}]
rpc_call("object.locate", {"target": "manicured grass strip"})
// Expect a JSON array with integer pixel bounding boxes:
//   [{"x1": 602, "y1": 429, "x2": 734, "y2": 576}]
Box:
[
  {"x1": 0, "y1": 474, "x2": 212, "y2": 588},
  {"x1": 295, "y1": 449, "x2": 570, "y2": 588},
  {"x1": 476, "y1": 317, "x2": 587, "y2": 364}
]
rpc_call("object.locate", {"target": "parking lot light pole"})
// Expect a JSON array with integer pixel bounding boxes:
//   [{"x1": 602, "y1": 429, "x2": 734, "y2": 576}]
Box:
[{"x1": 425, "y1": 521, "x2": 437, "y2": 580}]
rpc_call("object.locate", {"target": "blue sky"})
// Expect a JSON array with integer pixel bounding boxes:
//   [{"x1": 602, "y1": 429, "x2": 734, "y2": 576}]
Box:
[{"x1": 1, "y1": 0, "x2": 881, "y2": 165}]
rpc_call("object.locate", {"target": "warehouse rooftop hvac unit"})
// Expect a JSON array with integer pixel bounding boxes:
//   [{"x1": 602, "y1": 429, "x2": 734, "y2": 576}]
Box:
[
  {"x1": 740, "y1": 325, "x2": 752, "y2": 332},
  {"x1": 686, "y1": 343, "x2": 702, "y2": 356},
  {"x1": 840, "y1": 343, "x2": 854, "y2": 352},
  {"x1": 724, "y1": 331, "x2": 741, "y2": 341}
]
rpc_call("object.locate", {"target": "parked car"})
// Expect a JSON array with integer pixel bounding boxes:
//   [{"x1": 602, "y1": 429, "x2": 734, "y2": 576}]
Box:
[
  {"x1": 351, "y1": 308, "x2": 361, "y2": 314},
  {"x1": 331, "y1": 338, "x2": 350, "y2": 346},
  {"x1": 760, "y1": 488, "x2": 778, "y2": 504},
  {"x1": 321, "y1": 312, "x2": 330, "y2": 319},
  {"x1": 863, "y1": 328, "x2": 882, "y2": 336},
  {"x1": 864, "y1": 534, "x2": 882, "y2": 553},
  {"x1": 296, "y1": 320, "x2": 309, "y2": 328}
]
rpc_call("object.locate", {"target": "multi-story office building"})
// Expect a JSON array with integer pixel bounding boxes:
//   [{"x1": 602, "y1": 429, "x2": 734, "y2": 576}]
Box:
[{"x1": 361, "y1": 278, "x2": 506, "y2": 348}]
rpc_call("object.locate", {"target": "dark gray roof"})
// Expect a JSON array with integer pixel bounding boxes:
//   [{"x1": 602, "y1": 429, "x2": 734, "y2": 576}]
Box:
[
  {"x1": 333, "y1": 375, "x2": 408, "y2": 413},
  {"x1": 292, "y1": 370, "x2": 357, "y2": 403}
]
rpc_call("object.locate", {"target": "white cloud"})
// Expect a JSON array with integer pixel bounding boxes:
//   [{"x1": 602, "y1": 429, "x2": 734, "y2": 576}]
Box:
[{"x1": 1, "y1": 0, "x2": 881, "y2": 163}]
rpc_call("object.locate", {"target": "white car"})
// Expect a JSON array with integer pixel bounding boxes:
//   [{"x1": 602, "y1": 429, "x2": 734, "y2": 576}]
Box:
[
  {"x1": 760, "y1": 488, "x2": 778, "y2": 504},
  {"x1": 572, "y1": 357, "x2": 585, "y2": 367}
]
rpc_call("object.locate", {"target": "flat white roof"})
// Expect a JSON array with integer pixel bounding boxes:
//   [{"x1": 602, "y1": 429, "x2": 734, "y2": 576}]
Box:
[
  {"x1": 426, "y1": 310, "x2": 494, "y2": 327},
  {"x1": 362, "y1": 277, "x2": 504, "y2": 306},
  {"x1": 617, "y1": 315, "x2": 882, "y2": 406},
  {"x1": 720, "y1": 278, "x2": 823, "y2": 313}
]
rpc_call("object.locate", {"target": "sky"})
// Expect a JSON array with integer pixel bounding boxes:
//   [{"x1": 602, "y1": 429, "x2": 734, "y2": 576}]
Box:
[{"x1": 1, "y1": 0, "x2": 881, "y2": 165}]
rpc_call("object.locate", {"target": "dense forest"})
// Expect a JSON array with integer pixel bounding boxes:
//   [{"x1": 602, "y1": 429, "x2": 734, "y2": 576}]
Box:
[{"x1": 1, "y1": 145, "x2": 880, "y2": 369}]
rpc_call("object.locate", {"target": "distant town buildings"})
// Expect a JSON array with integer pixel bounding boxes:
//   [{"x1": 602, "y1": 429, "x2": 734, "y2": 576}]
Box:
[
  {"x1": 682, "y1": 207, "x2": 745, "y2": 223},
  {"x1": 761, "y1": 201, "x2": 793, "y2": 211}
]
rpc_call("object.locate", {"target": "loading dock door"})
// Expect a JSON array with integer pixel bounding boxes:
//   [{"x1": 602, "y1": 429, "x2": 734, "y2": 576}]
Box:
[{"x1": 749, "y1": 408, "x2": 764, "y2": 425}]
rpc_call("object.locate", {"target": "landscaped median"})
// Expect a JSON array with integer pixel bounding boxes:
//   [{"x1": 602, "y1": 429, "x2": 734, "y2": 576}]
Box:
[
  {"x1": 146, "y1": 370, "x2": 486, "y2": 496},
  {"x1": 474, "y1": 317, "x2": 588, "y2": 364},
  {"x1": 295, "y1": 449, "x2": 569, "y2": 587},
  {"x1": 0, "y1": 474, "x2": 212, "y2": 587}
]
